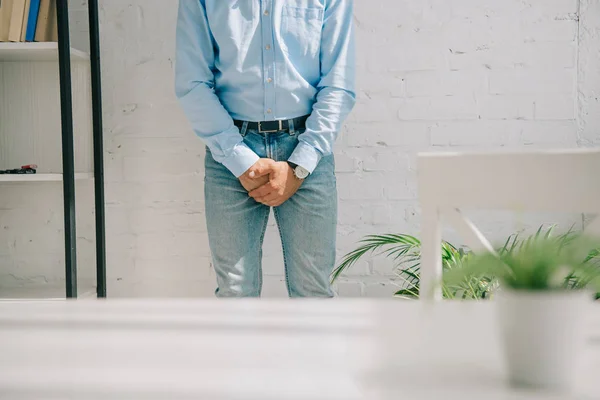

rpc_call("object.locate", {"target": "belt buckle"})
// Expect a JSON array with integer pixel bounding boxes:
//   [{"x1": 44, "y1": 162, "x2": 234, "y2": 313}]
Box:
[{"x1": 258, "y1": 120, "x2": 283, "y2": 133}]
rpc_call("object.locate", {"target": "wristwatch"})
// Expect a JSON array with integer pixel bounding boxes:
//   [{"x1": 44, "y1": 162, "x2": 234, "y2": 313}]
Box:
[{"x1": 287, "y1": 162, "x2": 310, "y2": 180}]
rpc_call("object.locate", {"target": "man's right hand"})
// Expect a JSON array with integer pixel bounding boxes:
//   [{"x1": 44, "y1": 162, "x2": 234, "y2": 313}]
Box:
[{"x1": 239, "y1": 158, "x2": 275, "y2": 192}]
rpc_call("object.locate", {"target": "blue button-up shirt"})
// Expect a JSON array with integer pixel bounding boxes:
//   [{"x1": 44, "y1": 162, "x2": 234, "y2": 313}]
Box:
[{"x1": 175, "y1": 0, "x2": 356, "y2": 177}]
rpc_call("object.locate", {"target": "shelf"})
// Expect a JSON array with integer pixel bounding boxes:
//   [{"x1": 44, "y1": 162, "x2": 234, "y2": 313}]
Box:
[
  {"x1": 0, "y1": 173, "x2": 93, "y2": 182},
  {"x1": 0, "y1": 42, "x2": 89, "y2": 62}
]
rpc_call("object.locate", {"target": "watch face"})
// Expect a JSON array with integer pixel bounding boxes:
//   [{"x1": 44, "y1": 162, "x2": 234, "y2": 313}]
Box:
[{"x1": 295, "y1": 166, "x2": 310, "y2": 179}]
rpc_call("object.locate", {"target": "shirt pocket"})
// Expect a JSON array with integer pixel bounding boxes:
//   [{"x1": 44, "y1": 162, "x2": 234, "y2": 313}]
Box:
[{"x1": 280, "y1": 6, "x2": 323, "y2": 58}]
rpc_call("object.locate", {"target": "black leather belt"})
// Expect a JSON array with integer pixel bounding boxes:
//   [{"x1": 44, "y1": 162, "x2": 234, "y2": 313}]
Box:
[{"x1": 234, "y1": 115, "x2": 309, "y2": 133}]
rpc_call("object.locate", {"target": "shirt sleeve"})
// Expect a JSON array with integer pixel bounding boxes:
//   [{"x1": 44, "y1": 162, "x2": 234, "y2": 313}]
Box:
[
  {"x1": 287, "y1": 0, "x2": 357, "y2": 174},
  {"x1": 175, "y1": 0, "x2": 259, "y2": 178}
]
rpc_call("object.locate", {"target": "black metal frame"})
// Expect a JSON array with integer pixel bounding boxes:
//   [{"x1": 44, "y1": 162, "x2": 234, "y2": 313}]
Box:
[
  {"x1": 88, "y1": 0, "x2": 107, "y2": 298},
  {"x1": 56, "y1": 0, "x2": 106, "y2": 298}
]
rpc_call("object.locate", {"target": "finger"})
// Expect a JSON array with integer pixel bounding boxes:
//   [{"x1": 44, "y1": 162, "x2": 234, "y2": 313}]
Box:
[
  {"x1": 256, "y1": 192, "x2": 281, "y2": 206},
  {"x1": 249, "y1": 182, "x2": 276, "y2": 198},
  {"x1": 249, "y1": 161, "x2": 275, "y2": 179}
]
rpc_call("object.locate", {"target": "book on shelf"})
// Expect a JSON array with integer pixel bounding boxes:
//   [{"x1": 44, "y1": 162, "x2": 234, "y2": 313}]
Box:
[
  {"x1": 0, "y1": 0, "x2": 14, "y2": 41},
  {"x1": 25, "y1": 0, "x2": 40, "y2": 42},
  {"x1": 35, "y1": 0, "x2": 56, "y2": 42},
  {"x1": 0, "y1": 0, "x2": 55, "y2": 43},
  {"x1": 7, "y1": 0, "x2": 25, "y2": 42},
  {"x1": 19, "y1": 0, "x2": 30, "y2": 41}
]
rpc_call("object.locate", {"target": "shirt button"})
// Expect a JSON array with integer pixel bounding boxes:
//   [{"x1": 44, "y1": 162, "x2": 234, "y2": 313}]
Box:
[
  {"x1": 264, "y1": 10, "x2": 269, "y2": 16},
  {"x1": 267, "y1": 78, "x2": 273, "y2": 83},
  {"x1": 267, "y1": 109, "x2": 272, "y2": 114},
  {"x1": 265, "y1": 44, "x2": 271, "y2": 50}
]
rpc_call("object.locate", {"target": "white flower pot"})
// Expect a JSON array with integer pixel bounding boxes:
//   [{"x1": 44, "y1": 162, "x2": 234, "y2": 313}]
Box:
[{"x1": 497, "y1": 289, "x2": 591, "y2": 392}]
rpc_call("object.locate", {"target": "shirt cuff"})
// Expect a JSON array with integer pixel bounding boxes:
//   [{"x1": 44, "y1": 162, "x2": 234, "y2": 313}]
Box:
[
  {"x1": 288, "y1": 141, "x2": 323, "y2": 174},
  {"x1": 221, "y1": 142, "x2": 260, "y2": 178}
]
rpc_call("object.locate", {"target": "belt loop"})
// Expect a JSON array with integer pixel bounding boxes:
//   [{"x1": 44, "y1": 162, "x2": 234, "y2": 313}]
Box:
[
  {"x1": 241, "y1": 121, "x2": 249, "y2": 137},
  {"x1": 288, "y1": 118, "x2": 295, "y2": 136}
]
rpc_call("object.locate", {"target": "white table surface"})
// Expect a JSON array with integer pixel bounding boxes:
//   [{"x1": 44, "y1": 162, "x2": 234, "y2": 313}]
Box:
[{"x1": 0, "y1": 300, "x2": 598, "y2": 400}]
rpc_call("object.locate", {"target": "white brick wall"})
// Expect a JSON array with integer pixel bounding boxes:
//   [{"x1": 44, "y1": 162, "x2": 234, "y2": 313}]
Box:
[{"x1": 1, "y1": 0, "x2": 598, "y2": 298}]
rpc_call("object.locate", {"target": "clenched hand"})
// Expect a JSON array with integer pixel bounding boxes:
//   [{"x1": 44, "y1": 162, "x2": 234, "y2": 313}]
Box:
[
  {"x1": 246, "y1": 161, "x2": 303, "y2": 207},
  {"x1": 239, "y1": 158, "x2": 275, "y2": 192}
]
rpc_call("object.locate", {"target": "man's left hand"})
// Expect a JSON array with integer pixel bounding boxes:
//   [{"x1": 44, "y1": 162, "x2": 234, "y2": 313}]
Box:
[{"x1": 248, "y1": 161, "x2": 303, "y2": 207}]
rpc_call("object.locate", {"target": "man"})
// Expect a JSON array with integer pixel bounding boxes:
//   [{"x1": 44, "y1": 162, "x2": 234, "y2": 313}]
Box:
[{"x1": 175, "y1": 0, "x2": 355, "y2": 297}]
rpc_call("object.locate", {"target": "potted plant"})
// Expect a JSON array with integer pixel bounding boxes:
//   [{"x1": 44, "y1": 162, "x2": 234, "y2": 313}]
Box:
[
  {"x1": 330, "y1": 233, "x2": 495, "y2": 299},
  {"x1": 332, "y1": 226, "x2": 600, "y2": 300},
  {"x1": 444, "y1": 234, "x2": 600, "y2": 392}
]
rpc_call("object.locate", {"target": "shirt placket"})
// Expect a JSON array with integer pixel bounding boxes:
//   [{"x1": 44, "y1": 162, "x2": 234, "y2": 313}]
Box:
[{"x1": 260, "y1": 0, "x2": 276, "y2": 120}]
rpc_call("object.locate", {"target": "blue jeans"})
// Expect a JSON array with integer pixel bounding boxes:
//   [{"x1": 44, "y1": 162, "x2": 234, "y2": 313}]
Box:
[{"x1": 204, "y1": 126, "x2": 337, "y2": 298}]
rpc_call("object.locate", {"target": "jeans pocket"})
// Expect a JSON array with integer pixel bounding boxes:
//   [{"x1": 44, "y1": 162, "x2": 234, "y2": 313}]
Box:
[{"x1": 280, "y1": 6, "x2": 323, "y2": 58}]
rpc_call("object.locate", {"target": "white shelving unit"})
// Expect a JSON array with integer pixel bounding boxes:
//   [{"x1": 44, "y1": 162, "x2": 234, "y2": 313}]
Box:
[
  {"x1": 0, "y1": 173, "x2": 94, "y2": 182},
  {"x1": 0, "y1": 44, "x2": 93, "y2": 175},
  {"x1": 0, "y1": 42, "x2": 89, "y2": 61},
  {"x1": 0, "y1": 40, "x2": 96, "y2": 299}
]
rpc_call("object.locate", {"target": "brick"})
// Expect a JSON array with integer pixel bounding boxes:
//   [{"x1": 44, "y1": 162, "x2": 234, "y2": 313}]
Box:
[
  {"x1": 104, "y1": 155, "x2": 124, "y2": 183},
  {"x1": 135, "y1": 178, "x2": 204, "y2": 204},
  {"x1": 135, "y1": 232, "x2": 173, "y2": 260},
  {"x1": 336, "y1": 227, "x2": 376, "y2": 256},
  {"x1": 133, "y1": 256, "x2": 213, "y2": 281},
  {"x1": 364, "y1": 283, "x2": 395, "y2": 298},
  {"x1": 135, "y1": 231, "x2": 211, "y2": 259},
  {"x1": 382, "y1": 174, "x2": 418, "y2": 200},
  {"x1": 357, "y1": 73, "x2": 404, "y2": 98},
  {"x1": 377, "y1": 45, "x2": 446, "y2": 73},
  {"x1": 355, "y1": 1, "x2": 424, "y2": 28},
  {"x1": 334, "y1": 281, "x2": 364, "y2": 297},
  {"x1": 334, "y1": 151, "x2": 359, "y2": 173},
  {"x1": 448, "y1": 48, "x2": 516, "y2": 70},
  {"x1": 522, "y1": 0, "x2": 579, "y2": 17},
  {"x1": 449, "y1": 43, "x2": 575, "y2": 70},
  {"x1": 109, "y1": 136, "x2": 204, "y2": 157},
  {"x1": 478, "y1": 95, "x2": 535, "y2": 120},
  {"x1": 106, "y1": 233, "x2": 136, "y2": 255},
  {"x1": 338, "y1": 203, "x2": 364, "y2": 225},
  {"x1": 261, "y1": 255, "x2": 285, "y2": 276},
  {"x1": 579, "y1": 0, "x2": 600, "y2": 146},
  {"x1": 335, "y1": 260, "x2": 371, "y2": 277},
  {"x1": 519, "y1": 121, "x2": 578, "y2": 146},
  {"x1": 172, "y1": 232, "x2": 212, "y2": 257},
  {"x1": 262, "y1": 276, "x2": 290, "y2": 298},
  {"x1": 362, "y1": 151, "x2": 410, "y2": 172},
  {"x1": 10, "y1": 255, "x2": 65, "y2": 282},
  {"x1": 521, "y1": 21, "x2": 578, "y2": 42},
  {"x1": 106, "y1": 253, "x2": 137, "y2": 280},
  {"x1": 105, "y1": 206, "x2": 131, "y2": 236},
  {"x1": 534, "y1": 94, "x2": 576, "y2": 120},
  {"x1": 372, "y1": 258, "x2": 399, "y2": 276},
  {"x1": 350, "y1": 97, "x2": 397, "y2": 123},
  {"x1": 448, "y1": 0, "x2": 528, "y2": 17},
  {"x1": 129, "y1": 203, "x2": 206, "y2": 234},
  {"x1": 489, "y1": 69, "x2": 574, "y2": 95},
  {"x1": 397, "y1": 96, "x2": 479, "y2": 121},
  {"x1": 109, "y1": 103, "x2": 188, "y2": 139},
  {"x1": 405, "y1": 71, "x2": 486, "y2": 97},
  {"x1": 345, "y1": 122, "x2": 430, "y2": 148},
  {"x1": 443, "y1": 17, "x2": 522, "y2": 52},
  {"x1": 430, "y1": 121, "x2": 518, "y2": 147},
  {"x1": 337, "y1": 174, "x2": 384, "y2": 200},
  {"x1": 262, "y1": 226, "x2": 283, "y2": 256},
  {"x1": 123, "y1": 154, "x2": 201, "y2": 183},
  {"x1": 518, "y1": 43, "x2": 576, "y2": 68},
  {"x1": 363, "y1": 203, "x2": 409, "y2": 226}
]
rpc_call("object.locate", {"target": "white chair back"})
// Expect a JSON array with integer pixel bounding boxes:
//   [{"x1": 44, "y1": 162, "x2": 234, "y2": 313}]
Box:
[{"x1": 417, "y1": 149, "x2": 600, "y2": 300}]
